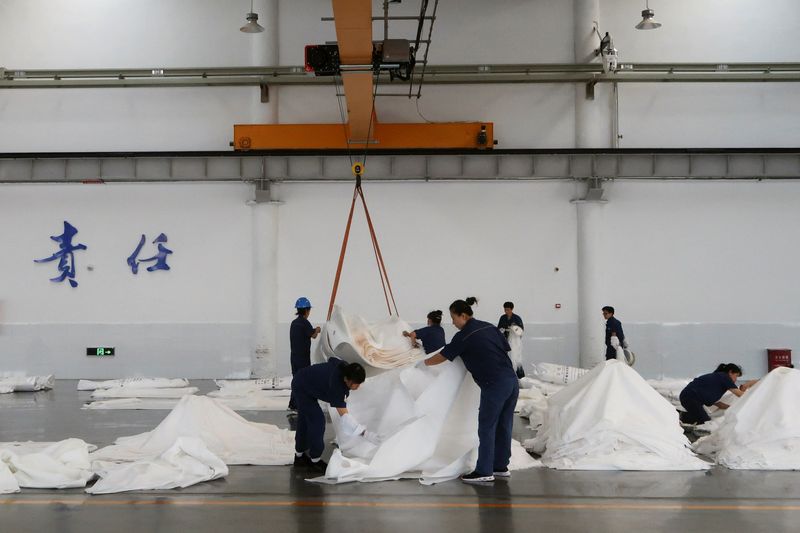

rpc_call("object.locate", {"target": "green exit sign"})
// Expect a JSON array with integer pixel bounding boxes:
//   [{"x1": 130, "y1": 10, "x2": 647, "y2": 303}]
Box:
[{"x1": 87, "y1": 347, "x2": 115, "y2": 356}]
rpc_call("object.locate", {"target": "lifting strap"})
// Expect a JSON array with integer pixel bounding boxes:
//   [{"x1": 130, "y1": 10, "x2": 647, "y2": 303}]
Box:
[{"x1": 327, "y1": 176, "x2": 399, "y2": 321}]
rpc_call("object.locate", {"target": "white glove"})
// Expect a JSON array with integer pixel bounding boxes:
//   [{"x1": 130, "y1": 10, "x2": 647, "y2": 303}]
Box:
[
  {"x1": 363, "y1": 430, "x2": 381, "y2": 444},
  {"x1": 509, "y1": 325, "x2": 523, "y2": 337},
  {"x1": 340, "y1": 413, "x2": 365, "y2": 437},
  {"x1": 622, "y1": 339, "x2": 629, "y2": 349},
  {"x1": 415, "y1": 359, "x2": 427, "y2": 370},
  {"x1": 610, "y1": 336, "x2": 620, "y2": 349}
]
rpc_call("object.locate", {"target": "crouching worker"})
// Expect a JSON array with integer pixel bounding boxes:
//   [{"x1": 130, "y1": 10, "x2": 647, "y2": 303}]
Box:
[
  {"x1": 679, "y1": 363, "x2": 745, "y2": 425},
  {"x1": 418, "y1": 297, "x2": 519, "y2": 484},
  {"x1": 291, "y1": 358, "x2": 370, "y2": 472}
]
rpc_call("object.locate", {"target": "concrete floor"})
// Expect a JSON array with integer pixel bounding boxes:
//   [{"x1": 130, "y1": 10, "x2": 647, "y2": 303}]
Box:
[{"x1": 1, "y1": 381, "x2": 799, "y2": 532}]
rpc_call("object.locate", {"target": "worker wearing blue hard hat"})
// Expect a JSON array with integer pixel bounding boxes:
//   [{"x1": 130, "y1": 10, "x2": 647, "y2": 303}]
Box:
[{"x1": 288, "y1": 297, "x2": 321, "y2": 411}]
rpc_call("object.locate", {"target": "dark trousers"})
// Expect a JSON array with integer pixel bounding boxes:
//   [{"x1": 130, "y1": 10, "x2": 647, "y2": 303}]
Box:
[
  {"x1": 605, "y1": 346, "x2": 617, "y2": 360},
  {"x1": 288, "y1": 354, "x2": 310, "y2": 410},
  {"x1": 476, "y1": 376, "x2": 519, "y2": 476},
  {"x1": 679, "y1": 389, "x2": 711, "y2": 424},
  {"x1": 293, "y1": 387, "x2": 326, "y2": 459}
]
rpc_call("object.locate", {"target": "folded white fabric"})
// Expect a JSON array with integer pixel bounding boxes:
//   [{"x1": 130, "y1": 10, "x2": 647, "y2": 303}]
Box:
[
  {"x1": 531, "y1": 363, "x2": 589, "y2": 385},
  {"x1": 91, "y1": 387, "x2": 199, "y2": 399},
  {"x1": 77, "y1": 378, "x2": 189, "y2": 391},
  {"x1": 693, "y1": 367, "x2": 800, "y2": 469},
  {"x1": 87, "y1": 437, "x2": 228, "y2": 494},
  {"x1": 0, "y1": 439, "x2": 96, "y2": 492},
  {"x1": 529, "y1": 360, "x2": 709, "y2": 471},
  {"x1": 314, "y1": 306, "x2": 425, "y2": 374},
  {"x1": 214, "y1": 376, "x2": 293, "y2": 391},
  {"x1": 90, "y1": 396, "x2": 295, "y2": 465},
  {"x1": 0, "y1": 375, "x2": 55, "y2": 393}
]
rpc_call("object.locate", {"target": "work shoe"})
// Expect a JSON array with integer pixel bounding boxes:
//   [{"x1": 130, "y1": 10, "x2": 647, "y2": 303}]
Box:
[
  {"x1": 460, "y1": 471, "x2": 495, "y2": 484},
  {"x1": 493, "y1": 469, "x2": 511, "y2": 478},
  {"x1": 293, "y1": 454, "x2": 310, "y2": 467},
  {"x1": 309, "y1": 458, "x2": 328, "y2": 473}
]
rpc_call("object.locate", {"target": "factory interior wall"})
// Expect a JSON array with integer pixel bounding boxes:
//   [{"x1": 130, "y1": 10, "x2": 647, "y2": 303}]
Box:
[
  {"x1": 1, "y1": 0, "x2": 799, "y2": 150},
  {"x1": 0, "y1": 0, "x2": 799, "y2": 378},
  {"x1": 2, "y1": 179, "x2": 799, "y2": 379}
]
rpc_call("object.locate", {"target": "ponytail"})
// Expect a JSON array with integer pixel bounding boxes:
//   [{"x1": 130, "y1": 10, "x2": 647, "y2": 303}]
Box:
[{"x1": 449, "y1": 296, "x2": 478, "y2": 317}]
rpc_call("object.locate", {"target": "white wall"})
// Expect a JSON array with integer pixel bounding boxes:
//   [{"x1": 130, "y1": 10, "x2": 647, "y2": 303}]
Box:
[
  {"x1": 1, "y1": 0, "x2": 798, "y2": 150},
  {"x1": 0, "y1": 183, "x2": 254, "y2": 377}
]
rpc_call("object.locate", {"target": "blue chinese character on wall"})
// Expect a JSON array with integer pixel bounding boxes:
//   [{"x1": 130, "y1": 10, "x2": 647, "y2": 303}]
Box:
[
  {"x1": 127, "y1": 233, "x2": 173, "y2": 274},
  {"x1": 34, "y1": 221, "x2": 88, "y2": 288}
]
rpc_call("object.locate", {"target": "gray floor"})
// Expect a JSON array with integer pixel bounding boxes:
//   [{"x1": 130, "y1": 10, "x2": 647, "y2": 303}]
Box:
[{"x1": 1, "y1": 381, "x2": 799, "y2": 532}]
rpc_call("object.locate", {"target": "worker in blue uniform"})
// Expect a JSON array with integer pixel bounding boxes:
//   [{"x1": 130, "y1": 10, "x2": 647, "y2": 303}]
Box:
[
  {"x1": 679, "y1": 363, "x2": 746, "y2": 425},
  {"x1": 419, "y1": 296, "x2": 519, "y2": 484},
  {"x1": 288, "y1": 297, "x2": 321, "y2": 411},
  {"x1": 403, "y1": 310, "x2": 446, "y2": 354},
  {"x1": 292, "y1": 357, "x2": 372, "y2": 472},
  {"x1": 602, "y1": 306, "x2": 626, "y2": 360},
  {"x1": 498, "y1": 301, "x2": 525, "y2": 378}
]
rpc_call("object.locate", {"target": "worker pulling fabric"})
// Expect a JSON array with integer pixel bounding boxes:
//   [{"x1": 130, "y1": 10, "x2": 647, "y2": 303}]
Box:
[
  {"x1": 288, "y1": 297, "x2": 321, "y2": 411},
  {"x1": 602, "y1": 306, "x2": 626, "y2": 360},
  {"x1": 291, "y1": 358, "x2": 374, "y2": 472},
  {"x1": 497, "y1": 301, "x2": 525, "y2": 378},
  {"x1": 679, "y1": 363, "x2": 749, "y2": 425},
  {"x1": 418, "y1": 297, "x2": 519, "y2": 484},
  {"x1": 403, "y1": 310, "x2": 446, "y2": 354}
]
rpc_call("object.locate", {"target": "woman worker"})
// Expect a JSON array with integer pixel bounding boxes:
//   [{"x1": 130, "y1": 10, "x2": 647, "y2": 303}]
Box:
[
  {"x1": 403, "y1": 310, "x2": 446, "y2": 354},
  {"x1": 288, "y1": 297, "x2": 321, "y2": 411},
  {"x1": 679, "y1": 363, "x2": 746, "y2": 425},
  {"x1": 292, "y1": 358, "x2": 373, "y2": 472},
  {"x1": 418, "y1": 297, "x2": 518, "y2": 484}
]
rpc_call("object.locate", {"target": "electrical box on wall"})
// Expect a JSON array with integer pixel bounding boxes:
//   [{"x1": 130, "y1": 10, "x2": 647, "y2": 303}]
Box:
[{"x1": 87, "y1": 347, "x2": 115, "y2": 356}]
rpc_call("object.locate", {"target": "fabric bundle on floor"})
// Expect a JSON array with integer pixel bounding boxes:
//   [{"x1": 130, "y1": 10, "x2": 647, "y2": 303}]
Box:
[
  {"x1": 214, "y1": 376, "x2": 293, "y2": 391},
  {"x1": 322, "y1": 363, "x2": 539, "y2": 484},
  {"x1": 88, "y1": 437, "x2": 228, "y2": 494},
  {"x1": 313, "y1": 306, "x2": 426, "y2": 374},
  {"x1": 91, "y1": 387, "x2": 199, "y2": 399},
  {"x1": 77, "y1": 377, "x2": 189, "y2": 391},
  {"x1": 0, "y1": 374, "x2": 55, "y2": 394},
  {"x1": 693, "y1": 367, "x2": 800, "y2": 469},
  {"x1": 90, "y1": 395, "x2": 295, "y2": 466},
  {"x1": 0, "y1": 439, "x2": 96, "y2": 494},
  {"x1": 528, "y1": 360, "x2": 709, "y2": 471}
]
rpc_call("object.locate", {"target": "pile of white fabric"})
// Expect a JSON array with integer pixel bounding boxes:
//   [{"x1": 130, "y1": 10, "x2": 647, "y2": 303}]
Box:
[
  {"x1": 313, "y1": 308, "x2": 540, "y2": 483},
  {"x1": 206, "y1": 381, "x2": 291, "y2": 411},
  {"x1": 0, "y1": 440, "x2": 96, "y2": 494},
  {"x1": 0, "y1": 374, "x2": 55, "y2": 394},
  {"x1": 87, "y1": 395, "x2": 295, "y2": 493},
  {"x1": 313, "y1": 306, "x2": 426, "y2": 374},
  {"x1": 693, "y1": 367, "x2": 800, "y2": 469},
  {"x1": 77, "y1": 377, "x2": 189, "y2": 391},
  {"x1": 215, "y1": 376, "x2": 292, "y2": 390},
  {"x1": 527, "y1": 360, "x2": 709, "y2": 471}
]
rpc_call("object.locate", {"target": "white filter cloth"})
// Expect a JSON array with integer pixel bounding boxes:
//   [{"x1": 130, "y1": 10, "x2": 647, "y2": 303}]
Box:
[
  {"x1": 0, "y1": 375, "x2": 55, "y2": 393},
  {"x1": 91, "y1": 387, "x2": 199, "y2": 399},
  {"x1": 310, "y1": 311, "x2": 540, "y2": 484},
  {"x1": 214, "y1": 377, "x2": 293, "y2": 391},
  {"x1": 88, "y1": 437, "x2": 228, "y2": 494},
  {"x1": 528, "y1": 360, "x2": 709, "y2": 471},
  {"x1": 0, "y1": 439, "x2": 96, "y2": 493},
  {"x1": 90, "y1": 395, "x2": 295, "y2": 465},
  {"x1": 693, "y1": 367, "x2": 800, "y2": 469},
  {"x1": 313, "y1": 306, "x2": 426, "y2": 375},
  {"x1": 77, "y1": 377, "x2": 189, "y2": 391}
]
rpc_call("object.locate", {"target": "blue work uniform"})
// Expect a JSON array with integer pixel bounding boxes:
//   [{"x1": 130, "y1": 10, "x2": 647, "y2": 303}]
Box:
[
  {"x1": 288, "y1": 315, "x2": 315, "y2": 409},
  {"x1": 604, "y1": 316, "x2": 625, "y2": 360},
  {"x1": 291, "y1": 358, "x2": 351, "y2": 459},
  {"x1": 679, "y1": 372, "x2": 737, "y2": 424},
  {"x1": 497, "y1": 313, "x2": 524, "y2": 340},
  {"x1": 441, "y1": 318, "x2": 519, "y2": 476},
  {"x1": 414, "y1": 325, "x2": 446, "y2": 354}
]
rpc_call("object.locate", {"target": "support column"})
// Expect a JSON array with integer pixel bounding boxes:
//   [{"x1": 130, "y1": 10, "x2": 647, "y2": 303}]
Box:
[
  {"x1": 251, "y1": 0, "x2": 279, "y2": 123},
  {"x1": 575, "y1": 197, "x2": 608, "y2": 368},
  {"x1": 573, "y1": 0, "x2": 612, "y2": 148},
  {"x1": 251, "y1": 189, "x2": 279, "y2": 377}
]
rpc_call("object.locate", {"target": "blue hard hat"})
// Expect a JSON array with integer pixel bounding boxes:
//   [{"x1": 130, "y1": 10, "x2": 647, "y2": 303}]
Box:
[{"x1": 295, "y1": 297, "x2": 312, "y2": 309}]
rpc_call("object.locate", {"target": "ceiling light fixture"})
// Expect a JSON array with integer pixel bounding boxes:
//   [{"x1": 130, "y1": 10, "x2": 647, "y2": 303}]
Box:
[
  {"x1": 240, "y1": 0, "x2": 265, "y2": 33},
  {"x1": 635, "y1": 0, "x2": 661, "y2": 30}
]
